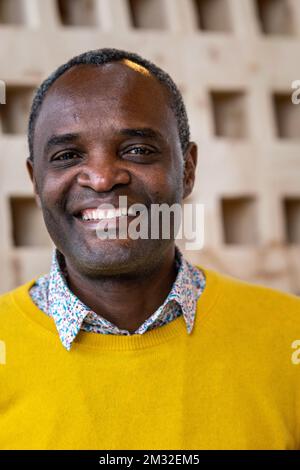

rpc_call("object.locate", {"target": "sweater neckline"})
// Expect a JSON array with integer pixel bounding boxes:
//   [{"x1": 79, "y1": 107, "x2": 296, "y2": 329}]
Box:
[{"x1": 9, "y1": 265, "x2": 221, "y2": 351}]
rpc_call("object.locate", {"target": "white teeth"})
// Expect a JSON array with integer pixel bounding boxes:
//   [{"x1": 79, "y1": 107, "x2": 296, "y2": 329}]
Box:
[
  {"x1": 79, "y1": 206, "x2": 146, "y2": 221},
  {"x1": 80, "y1": 207, "x2": 132, "y2": 221}
]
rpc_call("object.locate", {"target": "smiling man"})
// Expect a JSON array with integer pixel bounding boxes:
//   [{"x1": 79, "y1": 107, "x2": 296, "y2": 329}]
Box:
[{"x1": 0, "y1": 48, "x2": 300, "y2": 450}]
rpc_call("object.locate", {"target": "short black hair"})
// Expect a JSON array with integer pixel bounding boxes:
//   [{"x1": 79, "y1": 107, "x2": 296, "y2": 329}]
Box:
[{"x1": 27, "y1": 47, "x2": 190, "y2": 161}]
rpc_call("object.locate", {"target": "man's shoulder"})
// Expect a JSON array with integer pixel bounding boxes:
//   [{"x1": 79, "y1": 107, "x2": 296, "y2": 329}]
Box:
[
  {"x1": 197, "y1": 265, "x2": 300, "y2": 323},
  {"x1": 0, "y1": 279, "x2": 36, "y2": 316}
]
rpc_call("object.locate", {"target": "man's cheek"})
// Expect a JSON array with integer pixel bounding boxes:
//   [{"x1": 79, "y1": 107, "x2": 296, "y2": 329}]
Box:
[{"x1": 41, "y1": 179, "x2": 65, "y2": 211}]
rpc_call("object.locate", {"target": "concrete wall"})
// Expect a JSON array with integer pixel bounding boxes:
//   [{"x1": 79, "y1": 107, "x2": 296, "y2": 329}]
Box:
[{"x1": 0, "y1": 0, "x2": 300, "y2": 294}]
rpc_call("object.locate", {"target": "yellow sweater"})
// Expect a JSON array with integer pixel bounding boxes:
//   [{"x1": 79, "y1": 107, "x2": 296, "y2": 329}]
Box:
[{"x1": 0, "y1": 267, "x2": 300, "y2": 450}]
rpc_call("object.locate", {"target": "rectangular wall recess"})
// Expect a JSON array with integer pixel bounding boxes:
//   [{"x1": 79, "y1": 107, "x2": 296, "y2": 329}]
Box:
[
  {"x1": 193, "y1": 0, "x2": 232, "y2": 32},
  {"x1": 273, "y1": 93, "x2": 300, "y2": 139},
  {"x1": 0, "y1": 86, "x2": 35, "y2": 134},
  {"x1": 283, "y1": 198, "x2": 300, "y2": 244},
  {"x1": 57, "y1": 0, "x2": 98, "y2": 27},
  {"x1": 221, "y1": 197, "x2": 259, "y2": 245},
  {"x1": 255, "y1": 0, "x2": 295, "y2": 35},
  {"x1": 0, "y1": 0, "x2": 26, "y2": 25},
  {"x1": 210, "y1": 91, "x2": 247, "y2": 138},
  {"x1": 128, "y1": 0, "x2": 167, "y2": 29},
  {"x1": 10, "y1": 197, "x2": 52, "y2": 248}
]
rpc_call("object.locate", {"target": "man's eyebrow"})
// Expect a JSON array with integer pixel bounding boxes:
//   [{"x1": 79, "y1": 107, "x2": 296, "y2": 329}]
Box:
[
  {"x1": 44, "y1": 133, "x2": 80, "y2": 153},
  {"x1": 119, "y1": 128, "x2": 164, "y2": 141},
  {"x1": 44, "y1": 128, "x2": 164, "y2": 154}
]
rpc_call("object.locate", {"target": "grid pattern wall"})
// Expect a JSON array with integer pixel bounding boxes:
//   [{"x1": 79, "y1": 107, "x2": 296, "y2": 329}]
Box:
[{"x1": 0, "y1": 0, "x2": 300, "y2": 294}]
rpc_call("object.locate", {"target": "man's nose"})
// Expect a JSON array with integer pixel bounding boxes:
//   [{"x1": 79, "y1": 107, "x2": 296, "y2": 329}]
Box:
[{"x1": 76, "y1": 155, "x2": 131, "y2": 192}]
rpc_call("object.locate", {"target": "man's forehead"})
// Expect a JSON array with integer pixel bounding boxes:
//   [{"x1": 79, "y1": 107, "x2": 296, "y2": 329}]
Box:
[
  {"x1": 46, "y1": 60, "x2": 162, "y2": 99},
  {"x1": 35, "y1": 61, "x2": 170, "y2": 125},
  {"x1": 33, "y1": 61, "x2": 179, "y2": 153}
]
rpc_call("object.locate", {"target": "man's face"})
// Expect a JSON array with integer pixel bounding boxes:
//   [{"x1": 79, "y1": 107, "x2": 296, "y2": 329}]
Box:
[{"x1": 27, "y1": 61, "x2": 197, "y2": 277}]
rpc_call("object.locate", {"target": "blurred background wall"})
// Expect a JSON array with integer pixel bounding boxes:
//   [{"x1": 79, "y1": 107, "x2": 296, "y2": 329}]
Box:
[{"x1": 0, "y1": 0, "x2": 300, "y2": 294}]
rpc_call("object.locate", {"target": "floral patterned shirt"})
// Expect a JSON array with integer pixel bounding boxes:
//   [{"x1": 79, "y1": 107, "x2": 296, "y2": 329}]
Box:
[{"x1": 29, "y1": 245, "x2": 206, "y2": 351}]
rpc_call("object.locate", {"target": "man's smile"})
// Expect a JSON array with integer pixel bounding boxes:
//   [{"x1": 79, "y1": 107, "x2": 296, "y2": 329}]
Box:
[
  {"x1": 69, "y1": 196, "x2": 146, "y2": 234},
  {"x1": 74, "y1": 211, "x2": 142, "y2": 233},
  {"x1": 71, "y1": 201, "x2": 147, "y2": 237}
]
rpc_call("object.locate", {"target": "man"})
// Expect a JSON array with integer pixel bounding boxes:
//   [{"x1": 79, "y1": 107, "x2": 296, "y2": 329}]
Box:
[{"x1": 0, "y1": 48, "x2": 299, "y2": 450}]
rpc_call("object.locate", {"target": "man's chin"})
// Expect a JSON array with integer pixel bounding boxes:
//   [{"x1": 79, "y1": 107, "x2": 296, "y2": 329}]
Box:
[
  {"x1": 64, "y1": 235, "x2": 171, "y2": 279},
  {"x1": 65, "y1": 238, "x2": 148, "y2": 278}
]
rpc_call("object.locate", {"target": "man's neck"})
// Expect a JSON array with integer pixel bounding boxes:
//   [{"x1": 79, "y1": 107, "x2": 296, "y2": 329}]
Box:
[{"x1": 63, "y1": 245, "x2": 178, "y2": 333}]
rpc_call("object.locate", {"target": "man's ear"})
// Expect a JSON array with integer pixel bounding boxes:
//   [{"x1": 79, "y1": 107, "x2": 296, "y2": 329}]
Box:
[
  {"x1": 26, "y1": 157, "x2": 42, "y2": 209},
  {"x1": 183, "y1": 142, "x2": 198, "y2": 200}
]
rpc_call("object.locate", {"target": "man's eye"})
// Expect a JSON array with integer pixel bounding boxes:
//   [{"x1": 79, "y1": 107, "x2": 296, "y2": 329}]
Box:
[
  {"x1": 52, "y1": 151, "x2": 79, "y2": 162},
  {"x1": 125, "y1": 147, "x2": 154, "y2": 156}
]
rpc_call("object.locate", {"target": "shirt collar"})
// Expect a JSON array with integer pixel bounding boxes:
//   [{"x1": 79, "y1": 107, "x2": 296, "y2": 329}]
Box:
[{"x1": 47, "y1": 246, "x2": 205, "y2": 350}]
